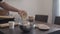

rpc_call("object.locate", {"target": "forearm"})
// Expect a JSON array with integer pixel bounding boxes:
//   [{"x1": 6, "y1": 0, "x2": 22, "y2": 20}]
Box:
[{"x1": 0, "y1": 2, "x2": 19, "y2": 12}]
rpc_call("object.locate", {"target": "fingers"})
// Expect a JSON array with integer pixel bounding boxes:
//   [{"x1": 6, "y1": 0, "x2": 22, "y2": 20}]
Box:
[
  {"x1": 18, "y1": 10, "x2": 27, "y2": 18},
  {"x1": 21, "y1": 11, "x2": 27, "y2": 18}
]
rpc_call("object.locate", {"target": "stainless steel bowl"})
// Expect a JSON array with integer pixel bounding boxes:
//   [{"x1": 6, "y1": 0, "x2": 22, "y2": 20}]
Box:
[{"x1": 19, "y1": 25, "x2": 32, "y2": 32}]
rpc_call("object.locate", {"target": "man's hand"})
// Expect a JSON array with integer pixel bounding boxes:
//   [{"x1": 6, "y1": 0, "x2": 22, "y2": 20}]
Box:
[{"x1": 18, "y1": 10, "x2": 27, "y2": 19}]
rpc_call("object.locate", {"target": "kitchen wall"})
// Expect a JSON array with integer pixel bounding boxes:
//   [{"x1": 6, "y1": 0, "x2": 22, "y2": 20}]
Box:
[
  {"x1": 37, "y1": 0, "x2": 53, "y2": 23},
  {"x1": 4, "y1": 0, "x2": 53, "y2": 23}
]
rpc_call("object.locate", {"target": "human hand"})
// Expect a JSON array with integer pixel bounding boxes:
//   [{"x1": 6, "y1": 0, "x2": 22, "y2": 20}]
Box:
[{"x1": 18, "y1": 10, "x2": 27, "y2": 19}]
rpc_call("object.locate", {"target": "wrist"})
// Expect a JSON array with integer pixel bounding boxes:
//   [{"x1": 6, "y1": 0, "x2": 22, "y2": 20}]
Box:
[{"x1": 18, "y1": 10, "x2": 22, "y2": 14}]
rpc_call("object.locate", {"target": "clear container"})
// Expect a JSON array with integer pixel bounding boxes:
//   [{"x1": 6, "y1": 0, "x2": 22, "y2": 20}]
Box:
[{"x1": 8, "y1": 21, "x2": 15, "y2": 29}]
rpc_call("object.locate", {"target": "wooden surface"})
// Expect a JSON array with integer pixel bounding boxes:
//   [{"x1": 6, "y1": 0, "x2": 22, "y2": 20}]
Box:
[
  {"x1": 0, "y1": 16, "x2": 14, "y2": 18},
  {"x1": 0, "y1": 9, "x2": 9, "y2": 16},
  {"x1": 0, "y1": 23, "x2": 18, "y2": 28}
]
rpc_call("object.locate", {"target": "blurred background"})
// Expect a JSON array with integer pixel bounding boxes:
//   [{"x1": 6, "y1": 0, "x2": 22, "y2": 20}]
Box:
[{"x1": 4, "y1": 0, "x2": 52, "y2": 23}]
